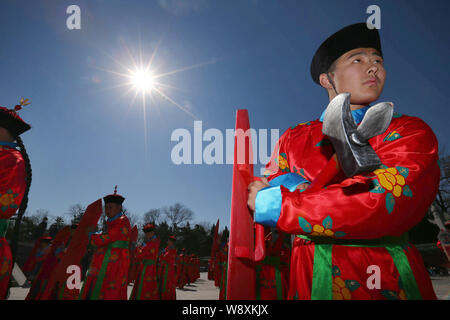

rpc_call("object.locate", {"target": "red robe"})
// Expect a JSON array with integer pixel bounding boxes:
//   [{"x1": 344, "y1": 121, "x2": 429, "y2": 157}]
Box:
[
  {"x1": 78, "y1": 213, "x2": 131, "y2": 300},
  {"x1": 25, "y1": 229, "x2": 72, "y2": 300},
  {"x1": 207, "y1": 258, "x2": 214, "y2": 280},
  {"x1": 43, "y1": 228, "x2": 80, "y2": 300},
  {"x1": 279, "y1": 246, "x2": 291, "y2": 296},
  {"x1": 22, "y1": 239, "x2": 43, "y2": 276},
  {"x1": 177, "y1": 253, "x2": 186, "y2": 288},
  {"x1": 0, "y1": 145, "x2": 26, "y2": 299},
  {"x1": 256, "y1": 236, "x2": 288, "y2": 300},
  {"x1": 159, "y1": 246, "x2": 177, "y2": 300},
  {"x1": 127, "y1": 245, "x2": 139, "y2": 285},
  {"x1": 130, "y1": 236, "x2": 160, "y2": 300},
  {"x1": 256, "y1": 113, "x2": 439, "y2": 300}
]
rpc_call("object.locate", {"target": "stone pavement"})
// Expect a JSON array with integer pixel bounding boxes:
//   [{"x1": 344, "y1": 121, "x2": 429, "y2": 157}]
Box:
[
  {"x1": 7, "y1": 272, "x2": 449, "y2": 300},
  {"x1": 8, "y1": 272, "x2": 220, "y2": 300}
]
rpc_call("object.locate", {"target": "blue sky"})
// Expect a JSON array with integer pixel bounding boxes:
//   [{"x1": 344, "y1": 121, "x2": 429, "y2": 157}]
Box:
[{"x1": 1, "y1": 0, "x2": 448, "y2": 231}]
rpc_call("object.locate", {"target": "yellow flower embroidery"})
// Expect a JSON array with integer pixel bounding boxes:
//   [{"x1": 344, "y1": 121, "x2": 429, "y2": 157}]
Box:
[
  {"x1": 278, "y1": 156, "x2": 289, "y2": 170},
  {"x1": 331, "y1": 266, "x2": 360, "y2": 300},
  {"x1": 370, "y1": 165, "x2": 412, "y2": 214},
  {"x1": 0, "y1": 194, "x2": 15, "y2": 206},
  {"x1": 310, "y1": 224, "x2": 335, "y2": 237},
  {"x1": 374, "y1": 167, "x2": 405, "y2": 197},
  {"x1": 0, "y1": 257, "x2": 11, "y2": 277},
  {"x1": 332, "y1": 276, "x2": 352, "y2": 300},
  {"x1": 298, "y1": 216, "x2": 346, "y2": 238}
]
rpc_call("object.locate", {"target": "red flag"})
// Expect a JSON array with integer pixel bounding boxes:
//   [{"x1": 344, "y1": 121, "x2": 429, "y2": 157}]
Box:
[
  {"x1": 227, "y1": 110, "x2": 266, "y2": 300},
  {"x1": 40, "y1": 199, "x2": 103, "y2": 299}
]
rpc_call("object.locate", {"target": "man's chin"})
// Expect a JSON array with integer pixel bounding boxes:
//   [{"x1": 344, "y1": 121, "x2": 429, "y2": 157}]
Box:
[{"x1": 350, "y1": 93, "x2": 382, "y2": 106}]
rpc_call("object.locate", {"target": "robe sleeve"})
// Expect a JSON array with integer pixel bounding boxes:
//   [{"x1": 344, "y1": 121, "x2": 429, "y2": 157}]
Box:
[
  {"x1": 255, "y1": 128, "x2": 310, "y2": 226},
  {"x1": 0, "y1": 149, "x2": 26, "y2": 219},
  {"x1": 255, "y1": 116, "x2": 440, "y2": 239},
  {"x1": 91, "y1": 217, "x2": 130, "y2": 247}
]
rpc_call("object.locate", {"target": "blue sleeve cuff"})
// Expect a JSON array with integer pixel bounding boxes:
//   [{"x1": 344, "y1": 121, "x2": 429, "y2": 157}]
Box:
[
  {"x1": 255, "y1": 173, "x2": 309, "y2": 227},
  {"x1": 269, "y1": 172, "x2": 309, "y2": 192},
  {"x1": 254, "y1": 186, "x2": 282, "y2": 227}
]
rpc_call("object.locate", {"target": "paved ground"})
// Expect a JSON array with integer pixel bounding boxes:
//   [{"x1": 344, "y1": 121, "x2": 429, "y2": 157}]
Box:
[
  {"x1": 7, "y1": 272, "x2": 449, "y2": 300},
  {"x1": 8, "y1": 272, "x2": 220, "y2": 300}
]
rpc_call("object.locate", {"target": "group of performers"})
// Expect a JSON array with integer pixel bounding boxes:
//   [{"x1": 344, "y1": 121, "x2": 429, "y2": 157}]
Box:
[
  {"x1": 19, "y1": 195, "x2": 201, "y2": 300},
  {"x1": 0, "y1": 21, "x2": 446, "y2": 301}
]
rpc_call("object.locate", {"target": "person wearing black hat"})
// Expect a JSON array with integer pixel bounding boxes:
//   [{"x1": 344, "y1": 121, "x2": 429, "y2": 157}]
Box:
[
  {"x1": 78, "y1": 186, "x2": 131, "y2": 300},
  {"x1": 0, "y1": 98, "x2": 33, "y2": 299},
  {"x1": 248, "y1": 23, "x2": 440, "y2": 300},
  {"x1": 129, "y1": 223, "x2": 160, "y2": 300},
  {"x1": 159, "y1": 235, "x2": 177, "y2": 300}
]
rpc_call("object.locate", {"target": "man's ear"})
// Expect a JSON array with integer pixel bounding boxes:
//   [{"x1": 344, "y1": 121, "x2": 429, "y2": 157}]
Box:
[{"x1": 319, "y1": 73, "x2": 333, "y2": 90}]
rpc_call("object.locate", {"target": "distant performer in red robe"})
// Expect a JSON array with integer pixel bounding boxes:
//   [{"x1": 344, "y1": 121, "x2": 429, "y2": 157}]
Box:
[
  {"x1": 40, "y1": 224, "x2": 80, "y2": 300},
  {"x1": 218, "y1": 242, "x2": 228, "y2": 300},
  {"x1": 248, "y1": 23, "x2": 440, "y2": 300},
  {"x1": 177, "y1": 248, "x2": 187, "y2": 289},
  {"x1": 130, "y1": 223, "x2": 160, "y2": 300},
  {"x1": 159, "y1": 235, "x2": 177, "y2": 300},
  {"x1": 78, "y1": 186, "x2": 131, "y2": 300},
  {"x1": 26, "y1": 233, "x2": 64, "y2": 300},
  {"x1": 25, "y1": 236, "x2": 52, "y2": 290},
  {"x1": 0, "y1": 99, "x2": 32, "y2": 300},
  {"x1": 256, "y1": 231, "x2": 288, "y2": 300}
]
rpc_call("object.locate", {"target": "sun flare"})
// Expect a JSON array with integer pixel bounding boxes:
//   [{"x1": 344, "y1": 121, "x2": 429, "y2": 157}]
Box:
[{"x1": 130, "y1": 69, "x2": 155, "y2": 92}]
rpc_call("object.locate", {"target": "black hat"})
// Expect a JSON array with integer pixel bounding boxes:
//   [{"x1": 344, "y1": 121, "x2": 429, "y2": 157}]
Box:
[
  {"x1": 103, "y1": 185, "x2": 125, "y2": 205},
  {"x1": 310, "y1": 23, "x2": 383, "y2": 85},
  {"x1": 143, "y1": 223, "x2": 155, "y2": 233},
  {"x1": 0, "y1": 98, "x2": 31, "y2": 136}
]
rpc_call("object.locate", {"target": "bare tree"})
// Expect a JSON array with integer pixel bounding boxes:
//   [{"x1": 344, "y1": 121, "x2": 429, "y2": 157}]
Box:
[
  {"x1": 67, "y1": 204, "x2": 86, "y2": 225},
  {"x1": 162, "y1": 203, "x2": 194, "y2": 228},
  {"x1": 433, "y1": 152, "x2": 450, "y2": 222},
  {"x1": 123, "y1": 208, "x2": 140, "y2": 228},
  {"x1": 144, "y1": 208, "x2": 163, "y2": 224}
]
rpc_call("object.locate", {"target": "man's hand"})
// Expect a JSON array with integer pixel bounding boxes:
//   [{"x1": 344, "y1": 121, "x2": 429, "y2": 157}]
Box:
[
  {"x1": 296, "y1": 183, "x2": 309, "y2": 192},
  {"x1": 247, "y1": 180, "x2": 309, "y2": 211},
  {"x1": 247, "y1": 177, "x2": 270, "y2": 211}
]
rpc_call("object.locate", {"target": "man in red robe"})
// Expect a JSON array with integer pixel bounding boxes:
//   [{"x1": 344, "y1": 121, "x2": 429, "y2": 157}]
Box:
[
  {"x1": 78, "y1": 187, "x2": 131, "y2": 300},
  {"x1": 26, "y1": 228, "x2": 71, "y2": 300},
  {"x1": 0, "y1": 99, "x2": 31, "y2": 299},
  {"x1": 256, "y1": 231, "x2": 288, "y2": 300},
  {"x1": 177, "y1": 248, "x2": 187, "y2": 289},
  {"x1": 40, "y1": 224, "x2": 80, "y2": 300},
  {"x1": 25, "y1": 236, "x2": 52, "y2": 293},
  {"x1": 248, "y1": 23, "x2": 440, "y2": 300},
  {"x1": 159, "y1": 235, "x2": 177, "y2": 300},
  {"x1": 130, "y1": 223, "x2": 160, "y2": 300}
]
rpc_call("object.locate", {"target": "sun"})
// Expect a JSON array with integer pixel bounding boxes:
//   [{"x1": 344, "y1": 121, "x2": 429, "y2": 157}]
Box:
[{"x1": 130, "y1": 69, "x2": 155, "y2": 93}]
